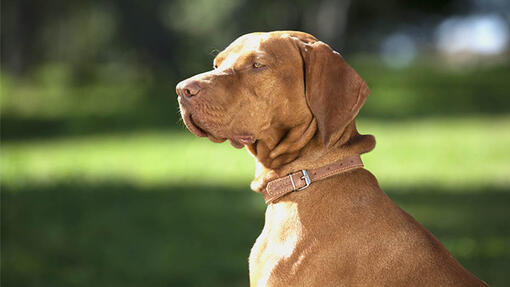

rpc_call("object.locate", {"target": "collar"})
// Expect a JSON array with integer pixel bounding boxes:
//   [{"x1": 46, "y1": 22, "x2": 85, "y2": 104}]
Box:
[{"x1": 261, "y1": 155, "x2": 364, "y2": 204}]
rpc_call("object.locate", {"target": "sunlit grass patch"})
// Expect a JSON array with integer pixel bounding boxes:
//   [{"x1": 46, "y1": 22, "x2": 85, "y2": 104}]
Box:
[
  {"x1": 2, "y1": 131, "x2": 253, "y2": 188},
  {"x1": 2, "y1": 116, "x2": 510, "y2": 190},
  {"x1": 359, "y1": 116, "x2": 510, "y2": 190}
]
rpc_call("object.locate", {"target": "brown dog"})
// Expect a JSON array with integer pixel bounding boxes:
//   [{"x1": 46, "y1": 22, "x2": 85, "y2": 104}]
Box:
[{"x1": 176, "y1": 31, "x2": 487, "y2": 286}]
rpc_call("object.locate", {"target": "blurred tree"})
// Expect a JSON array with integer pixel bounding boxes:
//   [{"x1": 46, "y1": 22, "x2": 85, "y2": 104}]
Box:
[{"x1": 2, "y1": 0, "x2": 463, "y2": 78}]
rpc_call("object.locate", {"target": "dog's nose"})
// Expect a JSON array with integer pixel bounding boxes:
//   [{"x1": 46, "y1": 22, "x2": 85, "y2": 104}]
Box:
[{"x1": 176, "y1": 80, "x2": 201, "y2": 98}]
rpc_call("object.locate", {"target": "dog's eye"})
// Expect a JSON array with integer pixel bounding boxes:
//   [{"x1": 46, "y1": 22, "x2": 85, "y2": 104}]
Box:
[
  {"x1": 252, "y1": 62, "x2": 263, "y2": 69},
  {"x1": 213, "y1": 64, "x2": 218, "y2": 69}
]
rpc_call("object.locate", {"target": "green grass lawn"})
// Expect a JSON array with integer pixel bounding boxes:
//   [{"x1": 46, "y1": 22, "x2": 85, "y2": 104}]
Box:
[
  {"x1": 3, "y1": 117, "x2": 510, "y2": 286},
  {"x1": 3, "y1": 117, "x2": 510, "y2": 189}
]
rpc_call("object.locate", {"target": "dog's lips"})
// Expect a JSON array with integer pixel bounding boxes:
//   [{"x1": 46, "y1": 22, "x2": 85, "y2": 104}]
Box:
[
  {"x1": 234, "y1": 135, "x2": 256, "y2": 145},
  {"x1": 229, "y1": 135, "x2": 256, "y2": 149},
  {"x1": 179, "y1": 100, "x2": 255, "y2": 147},
  {"x1": 208, "y1": 134, "x2": 226, "y2": 143},
  {"x1": 183, "y1": 113, "x2": 227, "y2": 144},
  {"x1": 182, "y1": 113, "x2": 207, "y2": 137},
  {"x1": 229, "y1": 139, "x2": 244, "y2": 148}
]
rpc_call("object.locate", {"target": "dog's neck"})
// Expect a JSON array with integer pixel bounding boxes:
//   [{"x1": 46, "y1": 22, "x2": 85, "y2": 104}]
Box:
[{"x1": 247, "y1": 120, "x2": 375, "y2": 193}]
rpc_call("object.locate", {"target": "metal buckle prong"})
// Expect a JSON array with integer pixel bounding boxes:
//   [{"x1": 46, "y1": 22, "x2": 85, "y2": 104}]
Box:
[{"x1": 298, "y1": 170, "x2": 311, "y2": 190}]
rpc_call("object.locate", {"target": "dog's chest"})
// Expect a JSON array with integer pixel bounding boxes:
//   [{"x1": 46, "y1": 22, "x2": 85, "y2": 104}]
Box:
[{"x1": 248, "y1": 203, "x2": 309, "y2": 286}]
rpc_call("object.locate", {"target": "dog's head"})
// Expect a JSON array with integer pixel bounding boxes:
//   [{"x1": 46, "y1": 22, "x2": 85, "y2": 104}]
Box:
[{"x1": 176, "y1": 31, "x2": 369, "y2": 149}]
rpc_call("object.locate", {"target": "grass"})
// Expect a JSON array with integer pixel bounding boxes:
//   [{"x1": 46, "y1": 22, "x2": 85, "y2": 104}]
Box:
[
  {"x1": 2, "y1": 116, "x2": 510, "y2": 286},
  {"x1": 3, "y1": 184, "x2": 509, "y2": 286},
  {"x1": 3, "y1": 117, "x2": 510, "y2": 189}
]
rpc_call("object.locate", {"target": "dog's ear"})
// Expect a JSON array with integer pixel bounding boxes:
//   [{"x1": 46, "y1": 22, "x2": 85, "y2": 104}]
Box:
[{"x1": 297, "y1": 40, "x2": 369, "y2": 147}]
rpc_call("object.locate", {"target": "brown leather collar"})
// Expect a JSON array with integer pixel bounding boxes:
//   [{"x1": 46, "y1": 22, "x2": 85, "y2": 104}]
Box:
[{"x1": 261, "y1": 155, "x2": 364, "y2": 204}]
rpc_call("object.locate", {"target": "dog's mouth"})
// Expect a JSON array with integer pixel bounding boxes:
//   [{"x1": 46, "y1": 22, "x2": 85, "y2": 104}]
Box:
[
  {"x1": 183, "y1": 113, "x2": 207, "y2": 138},
  {"x1": 183, "y1": 113, "x2": 228, "y2": 143},
  {"x1": 181, "y1": 109, "x2": 256, "y2": 148}
]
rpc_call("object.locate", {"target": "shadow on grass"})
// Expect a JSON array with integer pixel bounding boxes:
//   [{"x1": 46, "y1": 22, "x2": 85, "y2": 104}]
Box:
[
  {"x1": 0, "y1": 112, "x2": 182, "y2": 142},
  {"x1": 2, "y1": 182, "x2": 509, "y2": 287}
]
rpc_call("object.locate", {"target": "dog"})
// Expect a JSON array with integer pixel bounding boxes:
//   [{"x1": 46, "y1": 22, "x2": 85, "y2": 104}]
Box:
[{"x1": 176, "y1": 31, "x2": 487, "y2": 286}]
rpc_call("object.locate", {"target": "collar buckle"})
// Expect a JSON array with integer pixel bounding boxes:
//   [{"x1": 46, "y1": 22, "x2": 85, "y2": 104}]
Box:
[{"x1": 289, "y1": 169, "x2": 311, "y2": 191}]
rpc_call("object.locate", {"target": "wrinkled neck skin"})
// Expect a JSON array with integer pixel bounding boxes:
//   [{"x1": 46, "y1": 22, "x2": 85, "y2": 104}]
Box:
[{"x1": 247, "y1": 119, "x2": 376, "y2": 194}]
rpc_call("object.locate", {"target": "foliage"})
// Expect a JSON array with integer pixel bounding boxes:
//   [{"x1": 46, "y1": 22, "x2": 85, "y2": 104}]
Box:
[{"x1": 2, "y1": 59, "x2": 510, "y2": 141}]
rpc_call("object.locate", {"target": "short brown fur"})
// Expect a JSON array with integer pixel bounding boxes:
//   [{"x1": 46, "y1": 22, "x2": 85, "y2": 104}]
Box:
[{"x1": 176, "y1": 31, "x2": 487, "y2": 286}]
